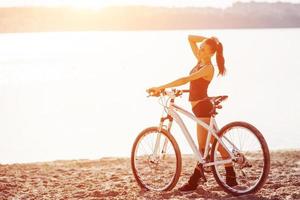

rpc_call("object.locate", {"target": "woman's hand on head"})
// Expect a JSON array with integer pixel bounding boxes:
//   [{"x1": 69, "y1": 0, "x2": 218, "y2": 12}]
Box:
[{"x1": 211, "y1": 36, "x2": 220, "y2": 44}]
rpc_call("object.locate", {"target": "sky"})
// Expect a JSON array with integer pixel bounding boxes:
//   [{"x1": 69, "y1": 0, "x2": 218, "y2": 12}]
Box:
[{"x1": 0, "y1": 0, "x2": 299, "y2": 8}]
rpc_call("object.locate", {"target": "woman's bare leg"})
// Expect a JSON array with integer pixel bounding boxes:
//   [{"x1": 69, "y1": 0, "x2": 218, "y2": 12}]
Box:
[
  {"x1": 197, "y1": 118, "x2": 232, "y2": 167},
  {"x1": 197, "y1": 118, "x2": 210, "y2": 154}
]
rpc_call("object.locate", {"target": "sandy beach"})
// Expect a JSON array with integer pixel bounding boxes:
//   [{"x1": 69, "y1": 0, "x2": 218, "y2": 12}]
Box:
[{"x1": 0, "y1": 150, "x2": 299, "y2": 200}]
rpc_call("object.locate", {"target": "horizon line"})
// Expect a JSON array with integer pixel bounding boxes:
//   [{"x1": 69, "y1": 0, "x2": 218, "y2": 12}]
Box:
[{"x1": 0, "y1": 0, "x2": 299, "y2": 10}]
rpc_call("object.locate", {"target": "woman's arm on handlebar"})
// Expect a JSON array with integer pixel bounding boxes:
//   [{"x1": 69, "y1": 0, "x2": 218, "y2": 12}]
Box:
[
  {"x1": 146, "y1": 64, "x2": 212, "y2": 95},
  {"x1": 146, "y1": 77, "x2": 189, "y2": 94},
  {"x1": 156, "y1": 77, "x2": 189, "y2": 90}
]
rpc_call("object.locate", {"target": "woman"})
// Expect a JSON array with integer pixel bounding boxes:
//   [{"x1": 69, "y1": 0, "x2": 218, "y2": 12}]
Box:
[{"x1": 146, "y1": 35, "x2": 237, "y2": 192}]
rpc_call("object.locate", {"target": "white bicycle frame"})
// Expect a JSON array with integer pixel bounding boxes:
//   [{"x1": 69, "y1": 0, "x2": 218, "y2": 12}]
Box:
[{"x1": 154, "y1": 91, "x2": 237, "y2": 168}]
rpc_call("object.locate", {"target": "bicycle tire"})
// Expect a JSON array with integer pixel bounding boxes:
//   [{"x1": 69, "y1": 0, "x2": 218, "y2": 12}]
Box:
[
  {"x1": 211, "y1": 121, "x2": 270, "y2": 196},
  {"x1": 131, "y1": 126, "x2": 182, "y2": 191}
]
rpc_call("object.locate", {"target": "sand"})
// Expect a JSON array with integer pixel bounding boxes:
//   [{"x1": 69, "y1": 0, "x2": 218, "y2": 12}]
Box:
[{"x1": 0, "y1": 150, "x2": 299, "y2": 200}]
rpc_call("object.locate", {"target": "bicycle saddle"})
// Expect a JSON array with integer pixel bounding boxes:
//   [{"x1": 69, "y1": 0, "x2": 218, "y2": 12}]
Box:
[
  {"x1": 208, "y1": 95, "x2": 228, "y2": 105},
  {"x1": 208, "y1": 96, "x2": 228, "y2": 116}
]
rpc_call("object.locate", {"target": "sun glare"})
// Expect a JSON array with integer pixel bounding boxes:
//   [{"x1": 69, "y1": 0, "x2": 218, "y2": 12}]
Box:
[{"x1": 69, "y1": 0, "x2": 107, "y2": 10}]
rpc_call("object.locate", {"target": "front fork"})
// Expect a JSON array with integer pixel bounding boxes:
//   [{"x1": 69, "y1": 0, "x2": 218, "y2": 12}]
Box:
[{"x1": 153, "y1": 115, "x2": 173, "y2": 157}]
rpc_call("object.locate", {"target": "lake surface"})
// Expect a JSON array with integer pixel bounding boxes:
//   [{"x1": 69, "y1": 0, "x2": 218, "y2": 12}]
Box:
[{"x1": 0, "y1": 28, "x2": 299, "y2": 164}]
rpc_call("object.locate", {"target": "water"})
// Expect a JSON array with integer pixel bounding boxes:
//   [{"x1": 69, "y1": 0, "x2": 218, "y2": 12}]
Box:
[{"x1": 0, "y1": 28, "x2": 299, "y2": 164}]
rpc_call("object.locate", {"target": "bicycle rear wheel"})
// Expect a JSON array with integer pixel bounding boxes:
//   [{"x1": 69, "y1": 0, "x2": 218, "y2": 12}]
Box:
[
  {"x1": 211, "y1": 121, "x2": 270, "y2": 196},
  {"x1": 131, "y1": 127, "x2": 181, "y2": 191}
]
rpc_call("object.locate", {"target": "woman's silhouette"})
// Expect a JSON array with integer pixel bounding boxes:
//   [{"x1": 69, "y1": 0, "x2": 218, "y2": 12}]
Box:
[{"x1": 147, "y1": 35, "x2": 237, "y2": 191}]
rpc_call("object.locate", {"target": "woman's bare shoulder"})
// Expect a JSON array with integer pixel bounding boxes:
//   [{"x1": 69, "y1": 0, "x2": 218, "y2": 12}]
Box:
[{"x1": 189, "y1": 62, "x2": 202, "y2": 74}]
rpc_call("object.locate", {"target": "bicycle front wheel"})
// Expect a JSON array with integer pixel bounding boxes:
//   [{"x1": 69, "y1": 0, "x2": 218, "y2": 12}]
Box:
[
  {"x1": 211, "y1": 121, "x2": 270, "y2": 196},
  {"x1": 131, "y1": 127, "x2": 182, "y2": 191}
]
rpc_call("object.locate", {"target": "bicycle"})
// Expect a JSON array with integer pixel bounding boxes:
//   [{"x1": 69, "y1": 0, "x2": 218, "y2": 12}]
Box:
[{"x1": 131, "y1": 89, "x2": 270, "y2": 196}]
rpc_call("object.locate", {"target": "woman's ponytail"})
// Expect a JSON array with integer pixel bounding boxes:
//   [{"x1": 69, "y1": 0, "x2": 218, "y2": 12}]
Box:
[{"x1": 216, "y1": 42, "x2": 226, "y2": 76}]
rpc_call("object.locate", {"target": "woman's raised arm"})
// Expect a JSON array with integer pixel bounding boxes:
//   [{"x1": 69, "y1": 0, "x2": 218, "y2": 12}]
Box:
[{"x1": 188, "y1": 35, "x2": 207, "y2": 60}]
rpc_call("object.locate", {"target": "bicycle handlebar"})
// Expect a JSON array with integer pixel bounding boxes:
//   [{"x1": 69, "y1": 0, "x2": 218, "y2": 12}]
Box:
[
  {"x1": 147, "y1": 88, "x2": 228, "y2": 116},
  {"x1": 147, "y1": 89, "x2": 190, "y2": 98}
]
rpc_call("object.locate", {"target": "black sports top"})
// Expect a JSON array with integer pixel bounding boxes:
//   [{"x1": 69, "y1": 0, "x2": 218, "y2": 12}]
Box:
[{"x1": 189, "y1": 62, "x2": 211, "y2": 101}]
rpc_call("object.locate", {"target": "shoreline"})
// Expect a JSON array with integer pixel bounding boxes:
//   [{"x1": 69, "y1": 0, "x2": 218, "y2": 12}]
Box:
[
  {"x1": 1, "y1": 148, "x2": 299, "y2": 166},
  {"x1": 0, "y1": 27, "x2": 300, "y2": 35}
]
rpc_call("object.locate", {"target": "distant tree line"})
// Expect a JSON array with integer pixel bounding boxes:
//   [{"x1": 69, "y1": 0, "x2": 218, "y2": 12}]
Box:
[{"x1": 0, "y1": 2, "x2": 299, "y2": 33}]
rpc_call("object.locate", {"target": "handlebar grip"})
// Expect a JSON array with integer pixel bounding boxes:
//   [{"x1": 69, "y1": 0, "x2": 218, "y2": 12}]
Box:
[
  {"x1": 147, "y1": 91, "x2": 161, "y2": 97},
  {"x1": 215, "y1": 105, "x2": 222, "y2": 109}
]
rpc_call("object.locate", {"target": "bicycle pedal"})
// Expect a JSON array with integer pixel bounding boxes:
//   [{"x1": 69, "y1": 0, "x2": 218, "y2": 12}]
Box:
[
  {"x1": 196, "y1": 163, "x2": 207, "y2": 182},
  {"x1": 204, "y1": 166, "x2": 212, "y2": 173}
]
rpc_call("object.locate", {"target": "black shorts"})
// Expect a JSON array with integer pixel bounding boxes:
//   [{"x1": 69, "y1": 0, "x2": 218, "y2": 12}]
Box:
[{"x1": 192, "y1": 99, "x2": 213, "y2": 118}]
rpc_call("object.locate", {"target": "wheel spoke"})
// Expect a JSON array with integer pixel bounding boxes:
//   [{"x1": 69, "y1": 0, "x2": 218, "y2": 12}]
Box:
[
  {"x1": 132, "y1": 128, "x2": 181, "y2": 191},
  {"x1": 211, "y1": 122, "x2": 270, "y2": 195}
]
